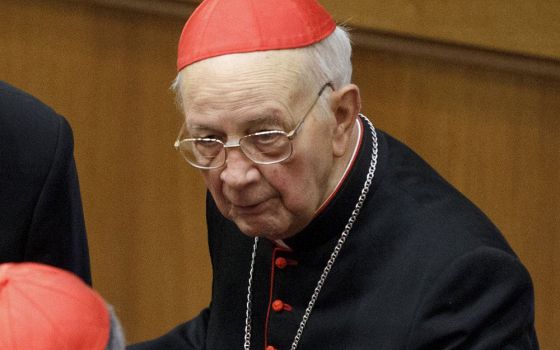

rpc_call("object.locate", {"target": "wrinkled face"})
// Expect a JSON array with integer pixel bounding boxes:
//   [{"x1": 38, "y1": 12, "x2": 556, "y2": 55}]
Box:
[{"x1": 179, "y1": 51, "x2": 342, "y2": 240}]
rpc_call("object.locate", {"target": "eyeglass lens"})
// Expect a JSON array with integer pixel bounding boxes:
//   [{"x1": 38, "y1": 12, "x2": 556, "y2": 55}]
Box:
[{"x1": 178, "y1": 131, "x2": 293, "y2": 169}]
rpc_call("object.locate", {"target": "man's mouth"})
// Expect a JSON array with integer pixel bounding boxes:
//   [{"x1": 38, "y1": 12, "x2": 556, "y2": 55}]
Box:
[{"x1": 231, "y1": 199, "x2": 269, "y2": 215}]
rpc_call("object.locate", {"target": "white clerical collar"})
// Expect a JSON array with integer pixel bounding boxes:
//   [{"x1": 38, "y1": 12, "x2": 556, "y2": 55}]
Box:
[{"x1": 274, "y1": 117, "x2": 363, "y2": 249}]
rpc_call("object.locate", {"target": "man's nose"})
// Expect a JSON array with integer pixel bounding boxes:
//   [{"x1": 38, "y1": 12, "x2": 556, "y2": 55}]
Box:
[{"x1": 219, "y1": 147, "x2": 260, "y2": 188}]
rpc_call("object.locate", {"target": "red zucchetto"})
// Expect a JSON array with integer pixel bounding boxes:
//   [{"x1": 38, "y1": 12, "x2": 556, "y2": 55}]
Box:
[
  {"x1": 177, "y1": 0, "x2": 336, "y2": 71},
  {"x1": 0, "y1": 263, "x2": 110, "y2": 350}
]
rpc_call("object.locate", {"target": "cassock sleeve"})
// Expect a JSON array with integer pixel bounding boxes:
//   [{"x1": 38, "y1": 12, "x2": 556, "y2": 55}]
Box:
[
  {"x1": 23, "y1": 115, "x2": 92, "y2": 285},
  {"x1": 406, "y1": 246, "x2": 539, "y2": 349},
  {"x1": 127, "y1": 308, "x2": 210, "y2": 349}
]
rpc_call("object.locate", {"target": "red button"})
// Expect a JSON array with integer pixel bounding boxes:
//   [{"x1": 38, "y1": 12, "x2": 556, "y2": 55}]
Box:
[
  {"x1": 266, "y1": 346, "x2": 277, "y2": 350},
  {"x1": 275, "y1": 257, "x2": 287, "y2": 269},
  {"x1": 272, "y1": 299, "x2": 284, "y2": 312}
]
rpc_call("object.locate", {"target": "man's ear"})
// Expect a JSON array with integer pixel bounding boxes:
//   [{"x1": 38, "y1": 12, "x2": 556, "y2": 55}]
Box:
[{"x1": 330, "y1": 84, "x2": 361, "y2": 157}]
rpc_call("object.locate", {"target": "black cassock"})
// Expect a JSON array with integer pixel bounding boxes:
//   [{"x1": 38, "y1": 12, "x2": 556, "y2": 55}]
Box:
[
  {"x1": 130, "y1": 116, "x2": 538, "y2": 349},
  {"x1": 0, "y1": 81, "x2": 91, "y2": 284}
]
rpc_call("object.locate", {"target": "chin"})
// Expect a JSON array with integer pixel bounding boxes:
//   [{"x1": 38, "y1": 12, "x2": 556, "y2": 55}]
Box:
[{"x1": 235, "y1": 219, "x2": 293, "y2": 240}]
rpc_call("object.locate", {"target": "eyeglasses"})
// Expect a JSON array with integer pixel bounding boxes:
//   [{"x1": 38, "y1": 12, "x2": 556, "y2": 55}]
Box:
[{"x1": 174, "y1": 82, "x2": 334, "y2": 169}]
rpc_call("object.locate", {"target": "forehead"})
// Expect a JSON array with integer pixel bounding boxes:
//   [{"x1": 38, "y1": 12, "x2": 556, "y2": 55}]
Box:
[{"x1": 179, "y1": 50, "x2": 312, "y2": 129}]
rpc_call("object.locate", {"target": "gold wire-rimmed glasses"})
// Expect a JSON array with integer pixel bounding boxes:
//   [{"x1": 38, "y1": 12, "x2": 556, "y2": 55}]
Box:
[{"x1": 174, "y1": 82, "x2": 334, "y2": 169}]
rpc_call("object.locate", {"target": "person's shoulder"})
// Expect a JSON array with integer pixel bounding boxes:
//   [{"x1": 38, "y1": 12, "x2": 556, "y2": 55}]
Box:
[
  {"x1": 0, "y1": 81, "x2": 74, "y2": 171},
  {"x1": 371, "y1": 129, "x2": 514, "y2": 256},
  {"x1": 0, "y1": 81, "x2": 66, "y2": 132},
  {"x1": 0, "y1": 81, "x2": 54, "y2": 111}
]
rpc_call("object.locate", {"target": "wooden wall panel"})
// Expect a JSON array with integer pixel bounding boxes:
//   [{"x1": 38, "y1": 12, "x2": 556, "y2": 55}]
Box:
[
  {"x1": 1, "y1": 0, "x2": 558, "y2": 347},
  {"x1": 320, "y1": 0, "x2": 560, "y2": 60}
]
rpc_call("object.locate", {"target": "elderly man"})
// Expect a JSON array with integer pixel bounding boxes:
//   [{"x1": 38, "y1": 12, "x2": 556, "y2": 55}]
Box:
[{"x1": 130, "y1": 0, "x2": 538, "y2": 349}]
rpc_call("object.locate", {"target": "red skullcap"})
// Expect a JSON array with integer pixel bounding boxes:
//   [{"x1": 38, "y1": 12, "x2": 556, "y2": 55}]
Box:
[
  {"x1": 0, "y1": 263, "x2": 110, "y2": 350},
  {"x1": 177, "y1": 0, "x2": 336, "y2": 71}
]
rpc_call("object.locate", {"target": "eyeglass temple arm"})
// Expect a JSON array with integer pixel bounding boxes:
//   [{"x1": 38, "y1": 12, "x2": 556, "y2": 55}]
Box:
[
  {"x1": 320, "y1": 82, "x2": 335, "y2": 95},
  {"x1": 288, "y1": 82, "x2": 335, "y2": 138}
]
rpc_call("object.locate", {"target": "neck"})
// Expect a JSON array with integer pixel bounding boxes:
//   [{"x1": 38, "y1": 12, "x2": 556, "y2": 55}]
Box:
[{"x1": 315, "y1": 118, "x2": 362, "y2": 216}]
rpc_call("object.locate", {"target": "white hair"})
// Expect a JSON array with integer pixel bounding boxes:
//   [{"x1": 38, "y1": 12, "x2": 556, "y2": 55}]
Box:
[
  {"x1": 171, "y1": 26, "x2": 352, "y2": 113},
  {"x1": 105, "y1": 304, "x2": 126, "y2": 350},
  {"x1": 300, "y1": 26, "x2": 353, "y2": 89},
  {"x1": 298, "y1": 26, "x2": 353, "y2": 113}
]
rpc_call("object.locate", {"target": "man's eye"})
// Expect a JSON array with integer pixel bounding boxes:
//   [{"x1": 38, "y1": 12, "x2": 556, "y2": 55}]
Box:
[
  {"x1": 254, "y1": 132, "x2": 282, "y2": 145},
  {"x1": 193, "y1": 139, "x2": 221, "y2": 154}
]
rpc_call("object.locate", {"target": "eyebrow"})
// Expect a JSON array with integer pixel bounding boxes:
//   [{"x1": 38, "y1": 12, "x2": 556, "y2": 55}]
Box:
[
  {"x1": 187, "y1": 111, "x2": 289, "y2": 132},
  {"x1": 187, "y1": 124, "x2": 215, "y2": 131},
  {"x1": 242, "y1": 113, "x2": 285, "y2": 128}
]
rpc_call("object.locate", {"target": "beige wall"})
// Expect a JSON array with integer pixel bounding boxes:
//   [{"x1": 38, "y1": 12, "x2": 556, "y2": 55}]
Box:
[{"x1": 1, "y1": 0, "x2": 558, "y2": 347}]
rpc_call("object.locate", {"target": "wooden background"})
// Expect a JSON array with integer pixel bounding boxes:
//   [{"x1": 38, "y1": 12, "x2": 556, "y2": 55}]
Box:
[{"x1": 1, "y1": 0, "x2": 558, "y2": 347}]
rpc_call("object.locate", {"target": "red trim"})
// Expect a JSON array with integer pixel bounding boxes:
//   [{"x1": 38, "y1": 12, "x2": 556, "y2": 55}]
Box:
[
  {"x1": 314, "y1": 118, "x2": 364, "y2": 216},
  {"x1": 264, "y1": 247, "x2": 290, "y2": 348}
]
